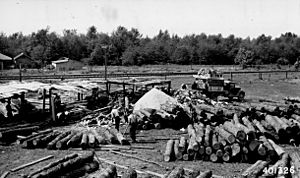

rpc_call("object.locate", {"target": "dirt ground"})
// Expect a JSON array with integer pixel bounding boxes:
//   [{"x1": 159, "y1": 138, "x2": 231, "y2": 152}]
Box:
[{"x1": 1, "y1": 73, "x2": 300, "y2": 178}]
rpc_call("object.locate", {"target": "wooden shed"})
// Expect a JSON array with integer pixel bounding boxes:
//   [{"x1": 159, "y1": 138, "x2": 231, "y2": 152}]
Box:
[
  {"x1": 51, "y1": 57, "x2": 84, "y2": 71},
  {"x1": 14, "y1": 53, "x2": 38, "y2": 69},
  {"x1": 0, "y1": 53, "x2": 13, "y2": 70}
]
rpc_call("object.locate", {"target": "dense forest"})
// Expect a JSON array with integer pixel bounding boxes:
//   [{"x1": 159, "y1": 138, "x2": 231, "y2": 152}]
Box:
[{"x1": 1, "y1": 26, "x2": 300, "y2": 67}]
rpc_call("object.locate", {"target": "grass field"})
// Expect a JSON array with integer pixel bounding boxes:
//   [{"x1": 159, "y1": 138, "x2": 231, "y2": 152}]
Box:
[{"x1": 0, "y1": 64, "x2": 293, "y2": 76}]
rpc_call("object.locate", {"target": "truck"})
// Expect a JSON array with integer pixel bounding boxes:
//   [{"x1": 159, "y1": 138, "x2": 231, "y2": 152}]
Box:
[{"x1": 191, "y1": 68, "x2": 245, "y2": 101}]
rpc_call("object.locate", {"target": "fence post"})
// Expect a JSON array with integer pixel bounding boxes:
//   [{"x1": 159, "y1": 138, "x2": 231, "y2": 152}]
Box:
[
  {"x1": 230, "y1": 72, "x2": 233, "y2": 80},
  {"x1": 286, "y1": 71, "x2": 288, "y2": 79},
  {"x1": 259, "y1": 73, "x2": 263, "y2": 80}
]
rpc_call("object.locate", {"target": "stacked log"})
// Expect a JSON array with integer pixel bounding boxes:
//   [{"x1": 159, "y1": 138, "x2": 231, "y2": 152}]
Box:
[
  {"x1": 0, "y1": 125, "x2": 40, "y2": 142},
  {"x1": 30, "y1": 152, "x2": 95, "y2": 178},
  {"x1": 19, "y1": 126, "x2": 130, "y2": 150}
]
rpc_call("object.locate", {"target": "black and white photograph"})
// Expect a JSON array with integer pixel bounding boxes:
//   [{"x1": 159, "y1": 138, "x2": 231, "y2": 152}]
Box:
[{"x1": 1, "y1": 0, "x2": 300, "y2": 177}]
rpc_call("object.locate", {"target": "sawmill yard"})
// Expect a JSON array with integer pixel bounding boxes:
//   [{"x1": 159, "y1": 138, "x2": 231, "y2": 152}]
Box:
[{"x1": 1, "y1": 67, "x2": 300, "y2": 178}]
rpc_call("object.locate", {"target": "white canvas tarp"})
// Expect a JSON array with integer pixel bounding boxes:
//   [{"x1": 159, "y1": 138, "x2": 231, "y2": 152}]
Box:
[{"x1": 134, "y1": 88, "x2": 178, "y2": 111}]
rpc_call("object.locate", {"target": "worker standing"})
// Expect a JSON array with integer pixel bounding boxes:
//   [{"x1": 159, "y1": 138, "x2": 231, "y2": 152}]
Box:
[
  {"x1": 111, "y1": 106, "x2": 121, "y2": 131},
  {"x1": 128, "y1": 113, "x2": 138, "y2": 143}
]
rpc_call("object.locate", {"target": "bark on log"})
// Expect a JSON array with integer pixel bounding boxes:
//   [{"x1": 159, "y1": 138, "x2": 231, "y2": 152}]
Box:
[
  {"x1": 47, "y1": 131, "x2": 71, "y2": 150},
  {"x1": 33, "y1": 132, "x2": 60, "y2": 148},
  {"x1": 16, "y1": 129, "x2": 52, "y2": 145},
  {"x1": 196, "y1": 170, "x2": 212, "y2": 178},
  {"x1": 215, "y1": 126, "x2": 235, "y2": 144},
  {"x1": 60, "y1": 160, "x2": 99, "y2": 178},
  {"x1": 81, "y1": 133, "x2": 89, "y2": 150},
  {"x1": 265, "y1": 115, "x2": 287, "y2": 141},
  {"x1": 10, "y1": 155, "x2": 54, "y2": 172},
  {"x1": 56, "y1": 132, "x2": 76, "y2": 150},
  {"x1": 290, "y1": 152, "x2": 300, "y2": 178},
  {"x1": 88, "y1": 133, "x2": 96, "y2": 148},
  {"x1": 241, "y1": 160, "x2": 263, "y2": 177},
  {"x1": 27, "y1": 153, "x2": 78, "y2": 177},
  {"x1": 91, "y1": 129, "x2": 106, "y2": 145},
  {"x1": 34, "y1": 152, "x2": 94, "y2": 178},
  {"x1": 164, "y1": 139, "x2": 175, "y2": 162},
  {"x1": 248, "y1": 140, "x2": 260, "y2": 152},
  {"x1": 178, "y1": 137, "x2": 186, "y2": 153},
  {"x1": 0, "y1": 126, "x2": 40, "y2": 140},
  {"x1": 22, "y1": 134, "x2": 47, "y2": 149},
  {"x1": 257, "y1": 144, "x2": 267, "y2": 156},
  {"x1": 212, "y1": 132, "x2": 220, "y2": 150},
  {"x1": 231, "y1": 142, "x2": 241, "y2": 157},
  {"x1": 204, "y1": 125, "x2": 212, "y2": 148},
  {"x1": 267, "y1": 139, "x2": 285, "y2": 157},
  {"x1": 174, "y1": 139, "x2": 182, "y2": 160},
  {"x1": 241, "y1": 117, "x2": 257, "y2": 140},
  {"x1": 252, "y1": 119, "x2": 279, "y2": 142},
  {"x1": 223, "y1": 121, "x2": 246, "y2": 142},
  {"x1": 262, "y1": 153, "x2": 290, "y2": 177},
  {"x1": 165, "y1": 166, "x2": 184, "y2": 178},
  {"x1": 66, "y1": 132, "x2": 82, "y2": 148},
  {"x1": 217, "y1": 134, "x2": 227, "y2": 147},
  {"x1": 104, "y1": 129, "x2": 117, "y2": 144},
  {"x1": 94, "y1": 165, "x2": 117, "y2": 178},
  {"x1": 259, "y1": 135, "x2": 277, "y2": 162},
  {"x1": 193, "y1": 123, "x2": 205, "y2": 145},
  {"x1": 123, "y1": 168, "x2": 137, "y2": 178},
  {"x1": 243, "y1": 160, "x2": 269, "y2": 178}
]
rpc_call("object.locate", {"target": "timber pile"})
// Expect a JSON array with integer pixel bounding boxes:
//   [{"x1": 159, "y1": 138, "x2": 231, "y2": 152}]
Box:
[
  {"x1": 0, "y1": 124, "x2": 41, "y2": 144},
  {"x1": 24, "y1": 152, "x2": 98, "y2": 178},
  {"x1": 134, "y1": 107, "x2": 192, "y2": 130},
  {"x1": 163, "y1": 122, "x2": 287, "y2": 164},
  {"x1": 241, "y1": 151, "x2": 300, "y2": 177},
  {"x1": 19, "y1": 126, "x2": 130, "y2": 150}
]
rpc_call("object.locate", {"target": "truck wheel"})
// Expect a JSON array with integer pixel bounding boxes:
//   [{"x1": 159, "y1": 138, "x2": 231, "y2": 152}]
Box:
[{"x1": 238, "y1": 91, "x2": 245, "y2": 101}]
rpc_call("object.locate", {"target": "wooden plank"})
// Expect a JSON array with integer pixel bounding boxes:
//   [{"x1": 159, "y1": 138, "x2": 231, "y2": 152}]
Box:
[{"x1": 10, "y1": 155, "x2": 54, "y2": 172}]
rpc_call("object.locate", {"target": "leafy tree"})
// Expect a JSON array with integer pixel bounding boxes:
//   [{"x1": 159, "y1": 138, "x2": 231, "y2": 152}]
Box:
[{"x1": 234, "y1": 48, "x2": 254, "y2": 68}]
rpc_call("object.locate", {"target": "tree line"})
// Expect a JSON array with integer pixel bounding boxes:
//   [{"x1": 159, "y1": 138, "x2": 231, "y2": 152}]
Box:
[{"x1": 0, "y1": 26, "x2": 300, "y2": 67}]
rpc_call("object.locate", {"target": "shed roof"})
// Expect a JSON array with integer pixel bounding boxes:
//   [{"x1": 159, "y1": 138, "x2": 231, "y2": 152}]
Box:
[
  {"x1": 0, "y1": 53, "x2": 12, "y2": 61},
  {"x1": 52, "y1": 57, "x2": 69, "y2": 64},
  {"x1": 14, "y1": 53, "x2": 33, "y2": 61}
]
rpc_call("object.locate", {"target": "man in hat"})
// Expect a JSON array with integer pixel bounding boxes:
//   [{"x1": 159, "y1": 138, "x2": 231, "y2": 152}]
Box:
[
  {"x1": 111, "y1": 105, "x2": 121, "y2": 131},
  {"x1": 128, "y1": 113, "x2": 138, "y2": 143}
]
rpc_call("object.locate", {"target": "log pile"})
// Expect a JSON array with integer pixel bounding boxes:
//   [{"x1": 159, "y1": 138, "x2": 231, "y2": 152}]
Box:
[
  {"x1": 164, "y1": 122, "x2": 286, "y2": 164},
  {"x1": 0, "y1": 124, "x2": 41, "y2": 144},
  {"x1": 241, "y1": 152, "x2": 300, "y2": 178},
  {"x1": 133, "y1": 108, "x2": 192, "y2": 130},
  {"x1": 18, "y1": 126, "x2": 130, "y2": 150},
  {"x1": 24, "y1": 152, "x2": 98, "y2": 178}
]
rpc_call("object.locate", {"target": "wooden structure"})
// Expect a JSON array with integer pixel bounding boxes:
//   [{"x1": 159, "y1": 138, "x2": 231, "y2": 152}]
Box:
[
  {"x1": 0, "y1": 53, "x2": 13, "y2": 70},
  {"x1": 14, "y1": 53, "x2": 38, "y2": 69},
  {"x1": 51, "y1": 57, "x2": 84, "y2": 71},
  {"x1": 105, "y1": 79, "x2": 171, "y2": 95}
]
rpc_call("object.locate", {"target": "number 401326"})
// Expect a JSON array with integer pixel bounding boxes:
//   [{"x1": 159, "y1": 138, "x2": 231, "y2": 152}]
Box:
[{"x1": 263, "y1": 166, "x2": 295, "y2": 175}]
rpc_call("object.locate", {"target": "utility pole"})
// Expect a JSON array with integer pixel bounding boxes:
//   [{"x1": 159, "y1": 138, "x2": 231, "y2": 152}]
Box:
[
  {"x1": 19, "y1": 64, "x2": 22, "y2": 82},
  {"x1": 102, "y1": 45, "x2": 110, "y2": 80}
]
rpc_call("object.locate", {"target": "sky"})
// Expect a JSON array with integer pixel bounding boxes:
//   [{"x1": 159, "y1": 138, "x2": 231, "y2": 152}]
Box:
[{"x1": 1, "y1": 0, "x2": 300, "y2": 38}]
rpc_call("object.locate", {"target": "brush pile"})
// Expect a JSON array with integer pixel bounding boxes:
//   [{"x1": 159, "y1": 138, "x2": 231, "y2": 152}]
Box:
[{"x1": 18, "y1": 126, "x2": 130, "y2": 150}]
